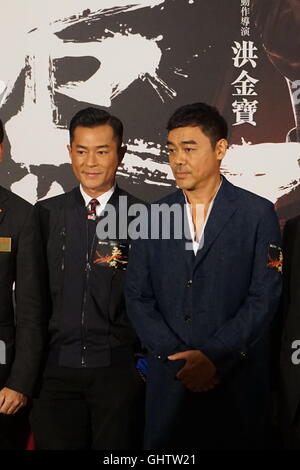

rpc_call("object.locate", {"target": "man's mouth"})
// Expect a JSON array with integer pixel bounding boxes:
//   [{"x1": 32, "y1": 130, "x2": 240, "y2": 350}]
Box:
[{"x1": 84, "y1": 172, "x2": 101, "y2": 177}]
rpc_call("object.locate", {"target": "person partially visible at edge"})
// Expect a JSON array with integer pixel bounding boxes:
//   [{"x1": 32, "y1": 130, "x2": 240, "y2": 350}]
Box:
[
  {"x1": 0, "y1": 118, "x2": 45, "y2": 449},
  {"x1": 30, "y1": 107, "x2": 145, "y2": 450},
  {"x1": 279, "y1": 215, "x2": 300, "y2": 449},
  {"x1": 126, "y1": 102, "x2": 283, "y2": 450}
]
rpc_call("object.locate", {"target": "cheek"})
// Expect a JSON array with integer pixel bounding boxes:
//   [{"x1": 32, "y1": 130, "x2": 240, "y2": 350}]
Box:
[
  {"x1": 105, "y1": 157, "x2": 120, "y2": 173},
  {"x1": 170, "y1": 157, "x2": 177, "y2": 167},
  {"x1": 190, "y1": 162, "x2": 202, "y2": 175},
  {"x1": 71, "y1": 159, "x2": 81, "y2": 176},
  {"x1": 192, "y1": 156, "x2": 213, "y2": 174}
]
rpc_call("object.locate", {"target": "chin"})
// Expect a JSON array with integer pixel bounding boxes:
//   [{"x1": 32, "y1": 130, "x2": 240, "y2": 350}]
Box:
[
  {"x1": 176, "y1": 181, "x2": 191, "y2": 190},
  {"x1": 83, "y1": 180, "x2": 102, "y2": 189}
]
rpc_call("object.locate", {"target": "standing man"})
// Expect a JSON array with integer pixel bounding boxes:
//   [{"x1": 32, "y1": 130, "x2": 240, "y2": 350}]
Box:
[
  {"x1": 31, "y1": 107, "x2": 144, "y2": 450},
  {"x1": 126, "y1": 102, "x2": 282, "y2": 450},
  {"x1": 279, "y1": 217, "x2": 300, "y2": 449},
  {"x1": 0, "y1": 118, "x2": 45, "y2": 449}
]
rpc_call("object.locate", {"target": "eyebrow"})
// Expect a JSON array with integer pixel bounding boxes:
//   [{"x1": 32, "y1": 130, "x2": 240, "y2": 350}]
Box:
[
  {"x1": 75, "y1": 144, "x2": 110, "y2": 149},
  {"x1": 166, "y1": 140, "x2": 198, "y2": 145}
]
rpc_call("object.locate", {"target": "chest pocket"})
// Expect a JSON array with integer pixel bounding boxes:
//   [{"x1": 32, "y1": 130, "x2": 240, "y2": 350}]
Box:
[
  {"x1": 93, "y1": 240, "x2": 130, "y2": 271},
  {"x1": 0, "y1": 237, "x2": 12, "y2": 253}
]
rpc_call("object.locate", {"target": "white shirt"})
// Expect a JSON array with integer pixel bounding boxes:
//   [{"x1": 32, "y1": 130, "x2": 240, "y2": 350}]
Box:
[
  {"x1": 184, "y1": 178, "x2": 223, "y2": 255},
  {"x1": 80, "y1": 183, "x2": 116, "y2": 217}
]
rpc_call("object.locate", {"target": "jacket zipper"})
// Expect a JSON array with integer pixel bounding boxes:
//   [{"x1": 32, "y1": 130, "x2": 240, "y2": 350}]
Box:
[{"x1": 81, "y1": 259, "x2": 91, "y2": 367}]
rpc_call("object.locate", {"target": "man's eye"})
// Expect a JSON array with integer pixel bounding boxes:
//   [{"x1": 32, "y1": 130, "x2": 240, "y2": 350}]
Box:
[
  {"x1": 77, "y1": 150, "x2": 86, "y2": 155},
  {"x1": 97, "y1": 151, "x2": 108, "y2": 155},
  {"x1": 184, "y1": 148, "x2": 194, "y2": 152},
  {"x1": 167, "y1": 148, "x2": 175, "y2": 154}
]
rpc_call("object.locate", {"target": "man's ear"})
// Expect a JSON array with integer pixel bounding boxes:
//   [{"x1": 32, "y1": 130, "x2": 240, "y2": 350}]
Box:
[
  {"x1": 215, "y1": 138, "x2": 228, "y2": 162},
  {"x1": 0, "y1": 143, "x2": 4, "y2": 162},
  {"x1": 67, "y1": 144, "x2": 72, "y2": 161},
  {"x1": 118, "y1": 145, "x2": 127, "y2": 164}
]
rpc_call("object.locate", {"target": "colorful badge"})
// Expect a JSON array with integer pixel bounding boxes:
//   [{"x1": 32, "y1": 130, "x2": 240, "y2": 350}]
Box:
[
  {"x1": 267, "y1": 243, "x2": 283, "y2": 273},
  {"x1": 93, "y1": 240, "x2": 129, "y2": 270}
]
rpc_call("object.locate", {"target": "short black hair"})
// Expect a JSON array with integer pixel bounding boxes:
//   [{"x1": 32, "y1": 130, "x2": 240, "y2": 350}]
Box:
[
  {"x1": 167, "y1": 102, "x2": 228, "y2": 147},
  {"x1": 0, "y1": 118, "x2": 3, "y2": 144},
  {"x1": 69, "y1": 107, "x2": 123, "y2": 147}
]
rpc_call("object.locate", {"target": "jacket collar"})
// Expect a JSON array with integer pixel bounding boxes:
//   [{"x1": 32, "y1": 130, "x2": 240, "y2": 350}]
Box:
[
  {"x1": 71, "y1": 184, "x2": 122, "y2": 209},
  {"x1": 193, "y1": 175, "x2": 238, "y2": 267},
  {"x1": 171, "y1": 176, "x2": 238, "y2": 268},
  {"x1": 65, "y1": 185, "x2": 125, "y2": 241}
]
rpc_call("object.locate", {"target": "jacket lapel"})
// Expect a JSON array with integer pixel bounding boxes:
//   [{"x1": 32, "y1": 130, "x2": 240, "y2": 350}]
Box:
[
  {"x1": 171, "y1": 190, "x2": 195, "y2": 268},
  {"x1": 0, "y1": 186, "x2": 10, "y2": 226},
  {"x1": 193, "y1": 177, "x2": 238, "y2": 268},
  {"x1": 72, "y1": 186, "x2": 87, "y2": 240},
  {"x1": 62, "y1": 187, "x2": 87, "y2": 272}
]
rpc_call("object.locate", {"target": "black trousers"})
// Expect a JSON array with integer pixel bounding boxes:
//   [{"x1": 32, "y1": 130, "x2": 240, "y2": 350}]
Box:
[
  {"x1": 0, "y1": 409, "x2": 29, "y2": 450},
  {"x1": 145, "y1": 357, "x2": 273, "y2": 450},
  {"x1": 0, "y1": 371, "x2": 29, "y2": 450},
  {"x1": 280, "y1": 402, "x2": 300, "y2": 450},
  {"x1": 30, "y1": 363, "x2": 145, "y2": 450},
  {"x1": 148, "y1": 387, "x2": 272, "y2": 450}
]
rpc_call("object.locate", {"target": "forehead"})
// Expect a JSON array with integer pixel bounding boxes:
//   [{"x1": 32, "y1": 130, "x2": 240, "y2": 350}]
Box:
[
  {"x1": 168, "y1": 126, "x2": 208, "y2": 144},
  {"x1": 72, "y1": 124, "x2": 115, "y2": 144}
]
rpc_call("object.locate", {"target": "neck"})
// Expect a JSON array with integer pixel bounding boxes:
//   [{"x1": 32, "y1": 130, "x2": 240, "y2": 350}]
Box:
[
  {"x1": 81, "y1": 183, "x2": 115, "y2": 199},
  {"x1": 184, "y1": 174, "x2": 221, "y2": 206}
]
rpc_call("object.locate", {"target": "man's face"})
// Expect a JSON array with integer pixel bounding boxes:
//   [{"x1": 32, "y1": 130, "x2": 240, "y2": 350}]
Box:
[
  {"x1": 68, "y1": 124, "x2": 124, "y2": 197},
  {"x1": 167, "y1": 126, "x2": 227, "y2": 191}
]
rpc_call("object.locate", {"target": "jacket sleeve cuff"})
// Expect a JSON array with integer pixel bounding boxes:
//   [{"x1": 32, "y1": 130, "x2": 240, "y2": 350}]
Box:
[
  {"x1": 201, "y1": 337, "x2": 246, "y2": 377},
  {"x1": 4, "y1": 377, "x2": 32, "y2": 398}
]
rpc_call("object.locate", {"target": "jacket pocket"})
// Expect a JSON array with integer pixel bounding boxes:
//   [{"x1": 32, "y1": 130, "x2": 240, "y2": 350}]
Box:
[{"x1": 93, "y1": 240, "x2": 130, "y2": 271}]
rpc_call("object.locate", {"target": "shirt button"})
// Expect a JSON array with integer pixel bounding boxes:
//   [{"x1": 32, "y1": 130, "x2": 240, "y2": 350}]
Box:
[
  {"x1": 186, "y1": 280, "x2": 193, "y2": 287},
  {"x1": 240, "y1": 351, "x2": 246, "y2": 358},
  {"x1": 184, "y1": 315, "x2": 192, "y2": 323}
]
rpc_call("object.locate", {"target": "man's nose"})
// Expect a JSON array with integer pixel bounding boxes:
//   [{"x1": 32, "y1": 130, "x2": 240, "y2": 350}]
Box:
[
  {"x1": 173, "y1": 150, "x2": 186, "y2": 165},
  {"x1": 86, "y1": 151, "x2": 98, "y2": 166}
]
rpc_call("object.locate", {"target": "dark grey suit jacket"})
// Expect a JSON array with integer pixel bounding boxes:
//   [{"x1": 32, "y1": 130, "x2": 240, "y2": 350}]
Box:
[{"x1": 0, "y1": 186, "x2": 45, "y2": 397}]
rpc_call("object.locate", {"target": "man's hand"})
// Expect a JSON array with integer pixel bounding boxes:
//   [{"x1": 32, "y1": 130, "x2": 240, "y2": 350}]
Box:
[
  {"x1": 0, "y1": 387, "x2": 28, "y2": 414},
  {"x1": 168, "y1": 350, "x2": 219, "y2": 392}
]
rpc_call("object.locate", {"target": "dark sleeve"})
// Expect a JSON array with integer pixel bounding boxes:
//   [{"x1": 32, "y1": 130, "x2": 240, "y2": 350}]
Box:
[
  {"x1": 279, "y1": 217, "x2": 300, "y2": 345},
  {"x1": 5, "y1": 206, "x2": 47, "y2": 397},
  {"x1": 126, "y1": 238, "x2": 187, "y2": 360},
  {"x1": 281, "y1": 218, "x2": 294, "y2": 323},
  {"x1": 201, "y1": 203, "x2": 282, "y2": 375}
]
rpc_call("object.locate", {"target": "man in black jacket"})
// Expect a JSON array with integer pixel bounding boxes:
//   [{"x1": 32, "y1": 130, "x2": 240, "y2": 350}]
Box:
[
  {"x1": 280, "y1": 216, "x2": 300, "y2": 448},
  {"x1": 30, "y1": 107, "x2": 144, "y2": 450},
  {"x1": 0, "y1": 118, "x2": 45, "y2": 449}
]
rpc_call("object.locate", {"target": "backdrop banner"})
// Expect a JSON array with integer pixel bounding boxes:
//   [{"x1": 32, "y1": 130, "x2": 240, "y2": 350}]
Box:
[{"x1": 0, "y1": 0, "x2": 299, "y2": 223}]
